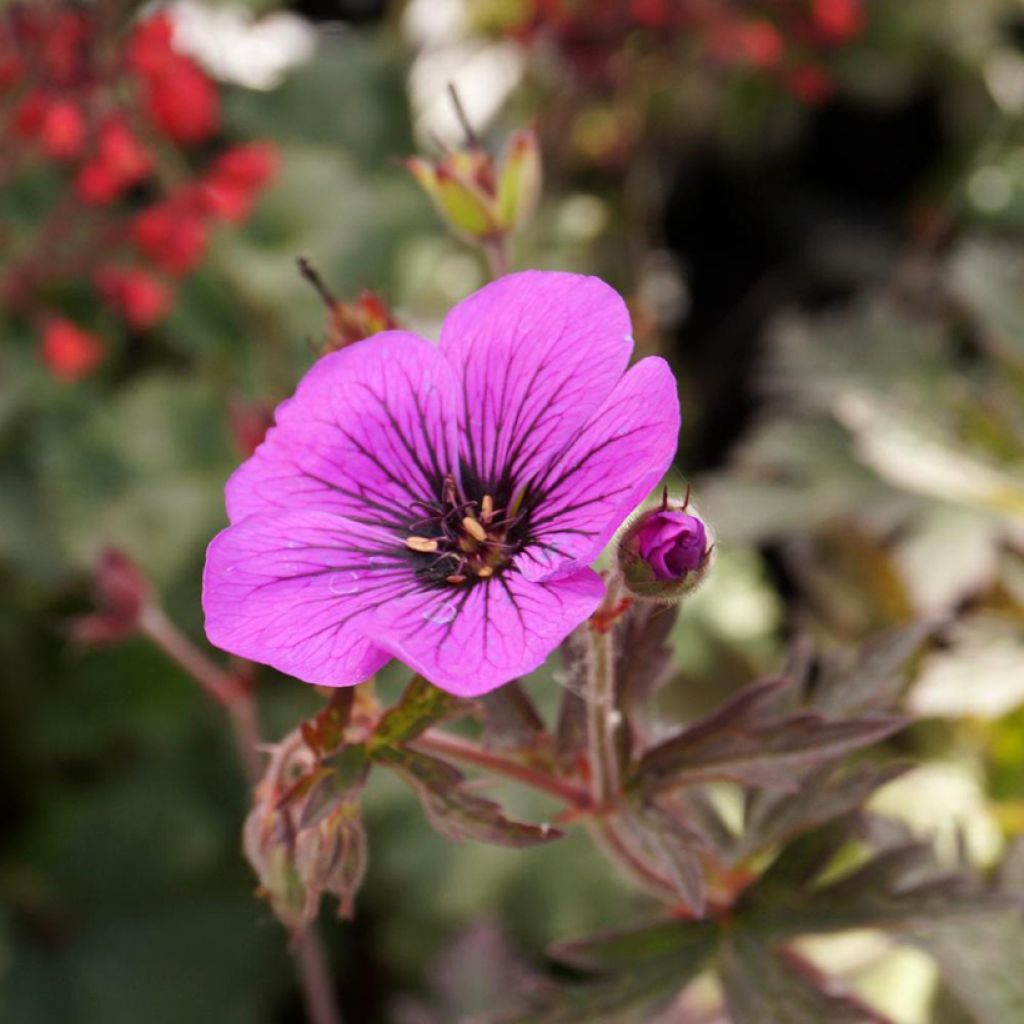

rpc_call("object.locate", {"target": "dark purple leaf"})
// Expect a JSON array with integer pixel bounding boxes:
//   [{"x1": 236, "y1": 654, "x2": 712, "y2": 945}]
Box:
[
  {"x1": 478, "y1": 679, "x2": 547, "y2": 752},
  {"x1": 719, "y1": 932, "x2": 892, "y2": 1023},
  {"x1": 633, "y1": 677, "x2": 905, "y2": 797},
  {"x1": 376, "y1": 745, "x2": 562, "y2": 848}
]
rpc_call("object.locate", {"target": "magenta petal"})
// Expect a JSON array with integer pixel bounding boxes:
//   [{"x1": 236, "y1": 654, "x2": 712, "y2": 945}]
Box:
[
  {"x1": 364, "y1": 568, "x2": 605, "y2": 697},
  {"x1": 203, "y1": 509, "x2": 418, "y2": 686},
  {"x1": 439, "y1": 271, "x2": 633, "y2": 490},
  {"x1": 226, "y1": 331, "x2": 462, "y2": 527},
  {"x1": 516, "y1": 357, "x2": 680, "y2": 581}
]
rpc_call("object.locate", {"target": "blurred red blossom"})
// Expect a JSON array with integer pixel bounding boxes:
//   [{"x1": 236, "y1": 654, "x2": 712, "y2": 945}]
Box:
[
  {"x1": 493, "y1": 0, "x2": 864, "y2": 106},
  {"x1": 95, "y1": 266, "x2": 173, "y2": 330},
  {"x1": 40, "y1": 318, "x2": 104, "y2": 381},
  {"x1": 132, "y1": 198, "x2": 209, "y2": 277},
  {"x1": 0, "y1": 1, "x2": 278, "y2": 369},
  {"x1": 200, "y1": 143, "x2": 281, "y2": 222}
]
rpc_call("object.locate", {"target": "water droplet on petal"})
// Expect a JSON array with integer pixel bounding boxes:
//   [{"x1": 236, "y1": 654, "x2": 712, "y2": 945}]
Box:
[
  {"x1": 423, "y1": 601, "x2": 457, "y2": 625},
  {"x1": 328, "y1": 571, "x2": 361, "y2": 595}
]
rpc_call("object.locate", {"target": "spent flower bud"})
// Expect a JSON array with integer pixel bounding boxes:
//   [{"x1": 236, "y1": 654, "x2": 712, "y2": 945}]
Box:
[
  {"x1": 72, "y1": 548, "x2": 151, "y2": 645},
  {"x1": 618, "y1": 498, "x2": 712, "y2": 602}
]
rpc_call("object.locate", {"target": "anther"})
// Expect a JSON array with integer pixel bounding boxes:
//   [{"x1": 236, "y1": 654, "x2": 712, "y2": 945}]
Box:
[
  {"x1": 476, "y1": 565, "x2": 494, "y2": 578},
  {"x1": 481, "y1": 494, "x2": 494, "y2": 523},
  {"x1": 461, "y1": 516, "x2": 488, "y2": 542},
  {"x1": 446, "y1": 574, "x2": 467, "y2": 585},
  {"x1": 405, "y1": 536, "x2": 439, "y2": 554}
]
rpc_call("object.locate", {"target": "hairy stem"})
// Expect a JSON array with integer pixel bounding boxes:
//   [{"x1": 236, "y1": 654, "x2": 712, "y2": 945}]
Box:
[
  {"x1": 136, "y1": 602, "x2": 344, "y2": 1024},
  {"x1": 584, "y1": 589, "x2": 622, "y2": 809},
  {"x1": 415, "y1": 729, "x2": 591, "y2": 808}
]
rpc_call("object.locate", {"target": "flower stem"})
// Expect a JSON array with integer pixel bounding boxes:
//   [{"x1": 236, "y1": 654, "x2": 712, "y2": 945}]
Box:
[
  {"x1": 295, "y1": 929, "x2": 345, "y2": 1024},
  {"x1": 137, "y1": 604, "x2": 262, "y2": 783},
  {"x1": 584, "y1": 585, "x2": 622, "y2": 809},
  {"x1": 483, "y1": 238, "x2": 509, "y2": 279},
  {"x1": 415, "y1": 729, "x2": 591, "y2": 808},
  {"x1": 136, "y1": 602, "x2": 344, "y2": 1024}
]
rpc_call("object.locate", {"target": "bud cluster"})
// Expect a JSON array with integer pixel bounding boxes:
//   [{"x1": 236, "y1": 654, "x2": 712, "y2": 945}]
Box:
[
  {"x1": 407, "y1": 127, "x2": 541, "y2": 251},
  {"x1": 0, "y1": 3, "x2": 279, "y2": 381}
]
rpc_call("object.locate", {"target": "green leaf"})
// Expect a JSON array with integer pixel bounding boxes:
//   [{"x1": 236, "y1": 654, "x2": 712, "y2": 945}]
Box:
[
  {"x1": 735, "y1": 761, "x2": 911, "y2": 861},
  {"x1": 718, "y1": 931, "x2": 882, "y2": 1023},
  {"x1": 296, "y1": 744, "x2": 370, "y2": 831},
  {"x1": 917, "y1": 914, "x2": 1024, "y2": 1024},
  {"x1": 743, "y1": 829, "x2": 1003, "y2": 937},
  {"x1": 516, "y1": 920, "x2": 716, "y2": 1024},
  {"x1": 620, "y1": 800, "x2": 709, "y2": 912},
  {"x1": 632, "y1": 677, "x2": 905, "y2": 797},
  {"x1": 813, "y1": 623, "x2": 931, "y2": 716},
  {"x1": 371, "y1": 675, "x2": 465, "y2": 749},
  {"x1": 376, "y1": 746, "x2": 562, "y2": 848}
]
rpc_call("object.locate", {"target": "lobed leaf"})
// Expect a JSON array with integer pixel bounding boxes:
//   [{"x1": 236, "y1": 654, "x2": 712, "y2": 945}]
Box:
[
  {"x1": 514, "y1": 919, "x2": 716, "y2": 1024},
  {"x1": 376, "y1": 745, "x2": 562, "y2": 848},
  {"x1": 718, "y1": 931, "x2": 888, "y2": 1024},
  {"x1": 478, "y1": 679, "x2": 547, "y2": 752},
  {"x1": 371, "y1": 674, "x2": 466, "y2": 749},
  {"x1": 632, "y1": 677, "x2": 905, "y2": 798}
]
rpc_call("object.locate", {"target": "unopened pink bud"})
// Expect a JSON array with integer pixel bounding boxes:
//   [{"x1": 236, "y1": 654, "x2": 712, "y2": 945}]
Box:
[
  {"x1": 618, "y1": 502, "x2": 712, "y2": 601},
  {"x1": 632, "y1": 510, "x2": 706, "y2": 581}
]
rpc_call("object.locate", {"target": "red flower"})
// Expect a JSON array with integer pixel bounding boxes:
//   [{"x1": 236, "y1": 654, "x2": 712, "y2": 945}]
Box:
[
  {"x1": 75, "y1": 117, "x2": 154, "y2": 205},
  {"x1": 95, "y1": 266, "x2": 173, "y2": 329},
  {"x1": 96, "y1": 117, "x2": 153, "y2": 183},
  {"x1": 132, "y1": 200, "x2": 208, "y2": 276},
  {"x1": 785, "y1": 64, "x2": 834, "y2": 104},
  {"x1": 40, "y1": 8, "x2": 89, "y2": 84},
  {"x1": 75, "y1": 160, "x2": 123, "y2": 205},
  {"x1": 812, "y1": 0, "x2": 865, "y2": 43},
  {"x1": 199, "y1": 142, "x2": 279, "y2": 221},
  {"x1": 738, "y1": 20, "x2": 784, "y2": 69},
  {"x1": 41, "y1": 318, "x2": 104, "y2": 381},
  {"x1": 39, "y1": 98, "x2": 86, "y2": 160},
  {"x1": 127, "y1": 13, "x2": 178, "y2": 77},
  {"x1": 142, "y1": 57, "x2": 219, "y2": 144},
  {"x1": 12, "y1": 90, "x2": 48, "y2": 139}
]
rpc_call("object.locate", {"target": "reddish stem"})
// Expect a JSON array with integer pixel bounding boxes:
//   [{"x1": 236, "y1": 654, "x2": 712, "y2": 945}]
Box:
[
  {"x1": 135, "y1": 603, "x2": 344, "y2": 1024},
  {"x1": 414, "y1": 729, "x2": 592, "y2": 808}
]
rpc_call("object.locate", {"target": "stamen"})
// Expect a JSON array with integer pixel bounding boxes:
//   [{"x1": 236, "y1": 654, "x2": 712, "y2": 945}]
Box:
[
  {"x1": 446, "y1": 574, "x2": 467, "y2": 585},
  {"x1": 476, "y1": 565, "x2": 494, "y2": 578},
  {"x1": 481, "y1": 494, "x2": 494, "y2": 523},
  {"x1": 461, "y1": 516, "x2": 488, "y2": 542},
  {"x1": 405, "y1": 536, "x2": 439, "y2": 554}
]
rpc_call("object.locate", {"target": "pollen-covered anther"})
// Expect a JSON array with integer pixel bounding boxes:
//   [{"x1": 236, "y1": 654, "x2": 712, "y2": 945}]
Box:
[
  {"x1": 405, "y1": 535, "x2": 439, "y2": 554},
  {"x1": 461, "y1": 516, "x2": 488, "y2": 542},
  {"x1": 476, "y1": 566, "x2": 494, "y2": 578},
  {"x1": 480, "y1": 494, "x2": 494, "y2": 523}
]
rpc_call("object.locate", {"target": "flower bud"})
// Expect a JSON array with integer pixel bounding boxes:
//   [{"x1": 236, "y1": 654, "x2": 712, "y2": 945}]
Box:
[
  {"x1": 407, "y1": 156, "x2": 500, "y2": 242},
  {"x1": 407, "y1": 125, "x2": 542, "y2": 246},
  {"x1": 72, "y1": 548, "x2": 151, "y2": 645},
  {"x1": 618, "y1": 504, "x2": 712, "y2": 601},
  {"x1": 496, "y1": 128, "x2": 542, "y2": 232}
]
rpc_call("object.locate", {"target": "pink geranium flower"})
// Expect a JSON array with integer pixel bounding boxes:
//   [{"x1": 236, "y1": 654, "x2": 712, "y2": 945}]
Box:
[{"x1": 202, "y1": 272, "x2": 679, "y2": 696}]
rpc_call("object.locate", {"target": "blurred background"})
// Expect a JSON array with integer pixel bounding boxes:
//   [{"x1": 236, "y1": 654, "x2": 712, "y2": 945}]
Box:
[{"x1": 2, "y1": 1, "x2": 1023, "y2": 1021}]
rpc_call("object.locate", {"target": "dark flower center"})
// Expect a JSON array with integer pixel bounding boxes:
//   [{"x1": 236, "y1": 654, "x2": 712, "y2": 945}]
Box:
[{"x1": 403, "y1": 474, "x2": 526, "y2": 586}]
